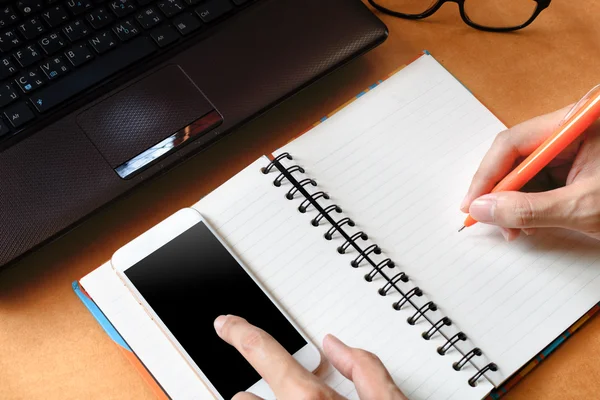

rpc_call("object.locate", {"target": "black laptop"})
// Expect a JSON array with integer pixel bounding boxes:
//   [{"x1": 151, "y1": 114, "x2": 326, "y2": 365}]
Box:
[{"x1": 0, "y1": 0, "x2": 387, "y2": 268}]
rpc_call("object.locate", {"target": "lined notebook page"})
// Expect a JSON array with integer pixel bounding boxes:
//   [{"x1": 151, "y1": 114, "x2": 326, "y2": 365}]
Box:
[
  {"x1": 82, "y1": 157, "x2": 493, "y2": 400},
  {"x1": 277, "y1": 53, "x2": 600, "y2": 383}
]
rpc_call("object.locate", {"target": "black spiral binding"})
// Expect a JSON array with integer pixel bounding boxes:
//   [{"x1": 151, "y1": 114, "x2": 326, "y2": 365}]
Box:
[
  {"x1": 274, "y1": 166, "x2": 305, "y2": 187},
  {"x1": 337, "y1": 231, "x2": 367, "y2": 254},
  {"x1": 285, "y1": 178, "x2": 317, "y2": 199},
  {"x1": 422, "y1": 317, "x2": 452, "y2": 340},
  {"x1": 262, "y1": 154, "x2": 496, "y2": 388},
  {"x1": 393, "y1": 286, "x2": 422, "y2": 310},
  {"x1": 469, "y1": 363, "x2": 498, "y2": 387},
  {"x1": 379, "y1": 272, "x2": 409, "y2": 296},
  {"x1": 364, "y1": 258, "x2": 394, "y2": 282},
  {"x1": 324, "y1": 218, "x2": 355, "y2": 240},
  {"x1": 407, "y1": 301, "x2": 437, "y2": 325},
  {"x1": 311, "y1": 205, "x2": 342, "y2": 226},
  {"x1": 438, "y1": 332, "x2": 467, "y2": 355},
  {"x1": 351, "y1": 245, "x2": 381, "y2": 268},
  {"x1": 453, "y1": 348, "x2": 482, "y2": 371},
  {"x1": 262, "y1": 153, "x2": 292, "y2": 174},
  {"x1": 299, "y1": 192, "x2": 330, "y2": 213}
]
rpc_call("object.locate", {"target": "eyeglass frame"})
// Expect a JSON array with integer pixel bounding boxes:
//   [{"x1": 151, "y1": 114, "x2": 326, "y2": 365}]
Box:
[{"x1": 367, "y1": 0, "x2": 552, "y2": 32}]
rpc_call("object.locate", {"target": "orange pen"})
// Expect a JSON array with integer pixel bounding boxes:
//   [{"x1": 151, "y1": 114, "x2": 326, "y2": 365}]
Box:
[{"x1": 461, "y1": 84, "x2": 600, "y2": 231}]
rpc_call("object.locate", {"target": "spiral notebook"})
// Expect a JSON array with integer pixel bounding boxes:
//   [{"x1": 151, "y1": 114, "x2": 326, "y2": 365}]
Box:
[{"x1": 75, "y1": 53, "x2": 600, "y2": 399}]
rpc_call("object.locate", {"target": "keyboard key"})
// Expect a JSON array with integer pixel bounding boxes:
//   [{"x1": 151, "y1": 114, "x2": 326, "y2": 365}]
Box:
[
  {"x1": 39, "y1": 32, "x2": 67, "y2": 54},
  {"x1": 135, "y1": 7, "x2": 162, "y2": 29},
  {"x1": 88, "y1": 31, "x2": 117, "y2": 54},
  {"x1": 0, "y1": 119, "x2": 10, "y2": 137},
  {"x1": 65, "y1": 43, "x2": 94, "y2": 66},
  {"x1": 18, "y1": 17, "x2": 46, "y2": 40},
  {"x1": 0, "y1": 30, "x2": 21, "y2": 52},
  {"x1": 183, "y1": 0, "x2": 201, "y2": 6},
  {"x1": 86, "y1": 7, "x2": 114, "y2": 29},
  {"x1": 0, "y1": 6, "x2": 20, "y2": 29},
  {"x1": 0, "y1": 83, "x2": 19, "y2": 107},
  {"x1": 31, "y1": 36, "x2": 156, "y2": 113},
  {"x1": 195, "y1": 0, "x2": 233, "y2": 23},
  {"x1": 172, "y1": 12, "x2": 201, "y2": 36},
  {"x1": 65, "y1": 0, "x2": 93, "y2": 16},
  {"x1": 4, "y1": 102, "x2": 34, "y2": 128},
  {"x1": 63, "y1": 20, "x2": 91, "y2": 42},
  {"x1": 16, "y1": 0, "x2": 44, "y2": 17},
  {"x1": 0, "y1": 56, "x2": 18, "y2": 80},
  {"x1": 39, "y1": 55, "x2": 69, "y2": 80},
  {"x1": 113, "y1": 19, "x2": 140, "y2": 41},
  {"x1": 15, "y1": 68, "x2": 46, "y2": 93},
  {"x1": 14, "y1": 45, "x2": 43, "y2": 68},
  {"x1": 41, "y1": 5, "x2": 70, "y2": 28},
  {"x1": 157, "y1": 0, "x2": 185, "y2": 17},
  {"x1": 109, "y1": 0, "x2": 136, "y2": 17},
  {"x1": 150, "y1": 24, "x2": 179, "y2": 48}
]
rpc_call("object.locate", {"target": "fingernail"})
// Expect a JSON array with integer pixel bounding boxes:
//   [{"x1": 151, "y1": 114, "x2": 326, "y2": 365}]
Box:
[
  {"x1": 460, "y1": 194, "x2": 470, "y2": 212},
  {"x1": 469, "y1": 195, "x2": 497, "y2": 223},
  {"x1": 324, "y1": 334, "x2": 347, "y2": 351},
  {"x1": 214, "y1": 315, "x2": 228, "y2": 334},
  {"x1": 500, "y1": 227, "x2": 511, "y2": 241}
]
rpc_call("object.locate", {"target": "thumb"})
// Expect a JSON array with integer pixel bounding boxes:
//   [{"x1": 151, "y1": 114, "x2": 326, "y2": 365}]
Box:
[
  {"x1": 323, "y1": 334, "x2": 407, "y2": 400},
  {"x1": 468, "y1": 187, "x2": 578, "y2": 229}
]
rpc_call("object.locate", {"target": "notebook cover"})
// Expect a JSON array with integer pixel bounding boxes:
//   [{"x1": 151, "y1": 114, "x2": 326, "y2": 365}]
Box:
[{"x1": 73, "y1": 51, "x2": 599, "y2": 399}]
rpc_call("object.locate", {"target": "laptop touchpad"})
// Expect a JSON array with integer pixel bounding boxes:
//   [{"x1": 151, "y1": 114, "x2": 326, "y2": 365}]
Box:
[{"x1": 77, "y1": 65, "x2": 222, "y2": 179}]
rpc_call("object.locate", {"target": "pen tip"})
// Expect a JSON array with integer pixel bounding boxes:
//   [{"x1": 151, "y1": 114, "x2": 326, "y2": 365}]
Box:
[{"x1": 458, "y1": 226, "x2": 466, "y2": 233}]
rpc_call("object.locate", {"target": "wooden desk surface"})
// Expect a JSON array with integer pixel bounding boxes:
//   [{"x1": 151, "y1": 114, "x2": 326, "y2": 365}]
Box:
[{"x1": 2, "y1": 1, "x2": 600, "y2": 399}]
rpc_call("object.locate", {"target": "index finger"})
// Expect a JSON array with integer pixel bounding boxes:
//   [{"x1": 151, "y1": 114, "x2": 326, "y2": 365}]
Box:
[
  {"x1": 461, "y1": 105, "x2": 572, "y2": 212},
  {"x1": 214, "y1": 315, "x2": 319, "y2": 395}
]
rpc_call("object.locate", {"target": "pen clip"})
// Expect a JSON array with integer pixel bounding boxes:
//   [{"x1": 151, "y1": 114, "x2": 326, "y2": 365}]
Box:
[{"x1": 559, "y1": 83, "x2": 600, "y2": 126}]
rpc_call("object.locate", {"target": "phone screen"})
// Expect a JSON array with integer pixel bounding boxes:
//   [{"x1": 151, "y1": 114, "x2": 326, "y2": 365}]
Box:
[{"x1": 123, "y1": 221, "x2": 307, "y2": 398}]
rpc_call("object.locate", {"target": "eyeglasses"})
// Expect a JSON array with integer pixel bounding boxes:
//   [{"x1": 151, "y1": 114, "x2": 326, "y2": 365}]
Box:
[{"x1": 367, "y1": 0, "x2": 551, "y2": 32}]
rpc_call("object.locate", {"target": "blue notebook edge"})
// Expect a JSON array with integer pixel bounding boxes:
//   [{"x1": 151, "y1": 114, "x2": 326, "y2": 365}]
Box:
[{"x1": 72, "y1": 280, "x2": 131, "y2": 351}]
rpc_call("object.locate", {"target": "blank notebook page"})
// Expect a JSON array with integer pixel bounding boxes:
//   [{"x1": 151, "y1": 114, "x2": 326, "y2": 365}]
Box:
[{"x1": 277, "y1": 53, "x2": 600, "y2": 383}]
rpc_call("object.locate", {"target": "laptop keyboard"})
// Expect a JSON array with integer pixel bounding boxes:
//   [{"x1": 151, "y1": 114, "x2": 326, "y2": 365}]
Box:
[{"x1": 0, "y1": 0, "x2": 255, "y2": 147}]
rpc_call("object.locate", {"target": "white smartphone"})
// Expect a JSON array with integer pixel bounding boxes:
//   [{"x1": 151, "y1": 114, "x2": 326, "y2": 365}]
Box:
[{"x1": 111, "y1": 207, "x2": 321, "y2": 400}]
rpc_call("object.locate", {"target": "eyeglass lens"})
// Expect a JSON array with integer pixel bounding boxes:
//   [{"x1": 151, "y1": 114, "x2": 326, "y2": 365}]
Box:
[
  {"x1": 375, "y1": 0, "x2": 539, "y2": 29},
  {"x1": 464, "y1": 0, "x2": 538, "y2": 29}
]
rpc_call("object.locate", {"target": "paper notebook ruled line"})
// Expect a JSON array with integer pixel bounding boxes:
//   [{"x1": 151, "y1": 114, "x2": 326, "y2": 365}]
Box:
[
  {"x1": 444, "y1": 234, "x2": 564, "y2": 311},
  {"x1": 320, "y1": 86, "x2": 470, "y2": 185},
  {"x1": 459, "y1": 232, "x2": 579, "y2": 316},
  {"x1": 310, "y1": 78, "x2": 449, "y2": 171},
  {"x1": 495, "y1": 253, "x2": 600, "y2": 359},
  {"x1": 478, "y1": 255, "x2": 593, "y2": 341},
  {"x1": 483, "y1": 252, "x2": 600, "y2": 344},
  {"x1": 330, "y1": 97, "x2": 479, "y2": 177}
]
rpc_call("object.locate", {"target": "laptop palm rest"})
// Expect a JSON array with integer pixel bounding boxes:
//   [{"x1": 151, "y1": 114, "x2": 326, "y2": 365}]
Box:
[{"x1": 77, "y1": 64, "x2": 222, "y2": 179}]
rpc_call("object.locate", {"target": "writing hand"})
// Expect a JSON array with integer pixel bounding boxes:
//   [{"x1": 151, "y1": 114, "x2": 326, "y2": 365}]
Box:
[
  {"x1": 214, "y1": 315, "x2": 407, "y2": 400},
  {"x1": 461, "y1": 105, "x2": 600, "y2": 241}
]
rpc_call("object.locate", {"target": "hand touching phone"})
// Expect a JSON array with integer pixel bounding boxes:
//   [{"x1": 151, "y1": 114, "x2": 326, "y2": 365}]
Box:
[{"x1": 214, "y1": 315, "x2": 407, "y2": 400}]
